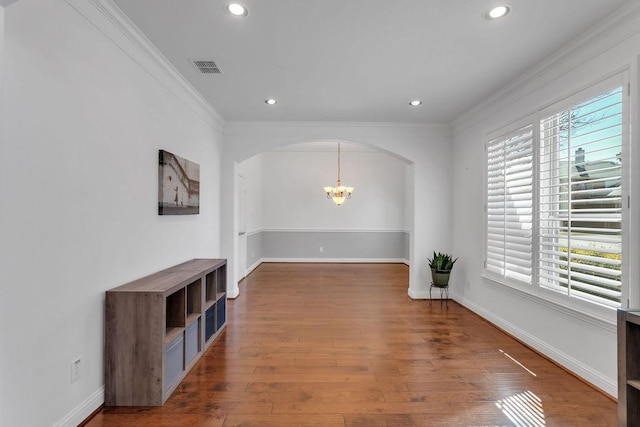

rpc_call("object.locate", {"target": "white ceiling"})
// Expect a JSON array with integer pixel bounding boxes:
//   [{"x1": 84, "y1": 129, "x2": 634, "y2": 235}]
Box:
[{"x1": 112, "y1": 0, "x2": 630, "y2": 123}]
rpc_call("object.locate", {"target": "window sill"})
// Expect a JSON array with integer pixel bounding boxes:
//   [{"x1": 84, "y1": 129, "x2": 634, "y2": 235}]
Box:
[{"x1": 481, "y1": 273, "x2": 617, "y2": 333}]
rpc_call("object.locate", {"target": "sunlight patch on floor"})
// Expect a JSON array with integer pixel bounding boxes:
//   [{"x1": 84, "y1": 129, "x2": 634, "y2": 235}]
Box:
[
  {"x1": 499, "y1": 349, "x2": 537, "y2": 377},
  {"x1": 496, "y1": 390, "x2": 546, "y2": 426}
]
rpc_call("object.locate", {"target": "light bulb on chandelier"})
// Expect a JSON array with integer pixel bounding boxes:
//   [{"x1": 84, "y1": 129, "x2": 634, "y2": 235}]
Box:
[{"x1": 323, "y1": 142, "x2": 354, "y2": 206}]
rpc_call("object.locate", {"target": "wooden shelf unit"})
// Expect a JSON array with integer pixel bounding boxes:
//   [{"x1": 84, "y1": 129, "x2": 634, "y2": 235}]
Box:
[
  {"x1": 105, "y1": 258, "x2": 227, "y2": 406},
  {"x1": 618, "y1": 308, "x2": 640, "y2": 426}
]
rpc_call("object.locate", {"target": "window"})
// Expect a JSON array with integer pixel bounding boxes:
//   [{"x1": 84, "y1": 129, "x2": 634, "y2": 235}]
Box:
[
  {"x1": 539, "y1": 86, "x2": 624, "y2": 307},
  {"x1": 486, "y1": 125, "x2": 533, "y2": 284},
  {"x1": 485, "y1": 74, "x2": 628, "y2": 312}
]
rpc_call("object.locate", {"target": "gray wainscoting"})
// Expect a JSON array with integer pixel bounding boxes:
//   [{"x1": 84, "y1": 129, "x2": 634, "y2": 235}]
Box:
[
  {"x1": 247, "y1": 230, "x2": 409, "y2": 268},
  {"x1": 403, "y1": 231, "x2": 410, "y2": 261},
  {"x1": 247, "y1": 231, "x2": 263, "y2": 268}
]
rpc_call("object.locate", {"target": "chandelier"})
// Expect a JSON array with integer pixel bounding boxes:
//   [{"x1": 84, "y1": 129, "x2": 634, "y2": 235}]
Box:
[{"x1": 323, "y1": 142, "x2": 354, "y2": 206}]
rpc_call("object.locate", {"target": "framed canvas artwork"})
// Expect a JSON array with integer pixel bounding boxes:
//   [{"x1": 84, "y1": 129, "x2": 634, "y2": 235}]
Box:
[{"x1": 158, "y1": 150, "x2": 200, "y2": 215}]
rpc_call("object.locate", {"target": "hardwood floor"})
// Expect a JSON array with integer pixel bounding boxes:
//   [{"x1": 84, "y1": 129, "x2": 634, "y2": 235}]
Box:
[{"x1": 86, "y1": 263, "x2": 616, "y2": 426}]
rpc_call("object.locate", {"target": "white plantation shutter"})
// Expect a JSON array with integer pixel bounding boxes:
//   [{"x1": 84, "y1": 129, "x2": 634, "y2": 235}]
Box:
[
  {"x1": 486, "y1": 125, "x2": 533, "y2": 284},
  {"x1": 538, "y1": 86, "x2": 623, "y2": 307}
]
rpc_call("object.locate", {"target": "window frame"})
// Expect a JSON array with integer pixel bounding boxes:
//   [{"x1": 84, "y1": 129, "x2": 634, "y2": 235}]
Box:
[{"x1": 483, "y1": 72, "x2": 630, "y2": 323}]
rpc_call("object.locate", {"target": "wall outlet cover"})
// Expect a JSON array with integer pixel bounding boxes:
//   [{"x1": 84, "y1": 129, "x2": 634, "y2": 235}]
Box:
[{"x1": 71, "y1": 357, "x2": 82, "y2": 382}]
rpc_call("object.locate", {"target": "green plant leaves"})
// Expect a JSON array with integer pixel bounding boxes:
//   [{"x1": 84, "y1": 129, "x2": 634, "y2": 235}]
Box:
[{"x1": 427, "y1": 251, "x2": 457, "y2": 272}]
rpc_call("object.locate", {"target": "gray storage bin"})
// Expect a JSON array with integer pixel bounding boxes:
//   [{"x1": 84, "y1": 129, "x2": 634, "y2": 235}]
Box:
[
  {"x1": 185, "y1": 319, "x2": 200, "y2": 365},
  {"x1": 164, "y1": 333, "x2": 184, "y2": 391}
]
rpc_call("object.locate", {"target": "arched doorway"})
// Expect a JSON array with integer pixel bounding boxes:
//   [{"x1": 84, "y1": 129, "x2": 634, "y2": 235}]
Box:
[
  {"x1": 220, "y1": 122, "x2": 453, "y2": 301},
  {"x1": 233, "y1": 140, "x2": 412, "y2": 284}
]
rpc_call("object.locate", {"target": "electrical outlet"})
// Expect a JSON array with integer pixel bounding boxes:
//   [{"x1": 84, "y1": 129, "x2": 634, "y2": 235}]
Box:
[
  {"x1": 319, "y1": 246, "x2": 324, "y2": 253},
  {"x1": 71, "y1": 357, "x2": 82, "y2": 383}
]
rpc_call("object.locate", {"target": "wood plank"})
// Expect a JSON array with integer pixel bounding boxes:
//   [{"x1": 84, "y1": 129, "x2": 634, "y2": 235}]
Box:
[
  {"x1": 628, "y1": 380, "x2": 640, "y2": 391},
  {"x1": 165, "y1": 327, "x2": 184, "y2": 344},
  {"x1": 108, "y1": 271, "x2": 202, "y2": 294},
  {"x1": 105, "y1": 292, "x2": 164, "y2": 406},
  {"x1": 164, "y1": 258, "x2": 226, "y2": 273}
]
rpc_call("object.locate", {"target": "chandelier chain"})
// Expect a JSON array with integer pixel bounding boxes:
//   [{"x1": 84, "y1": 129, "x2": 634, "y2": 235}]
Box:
[{"x1": 337, "y1": 143, "x2": 341, "y2": 181}]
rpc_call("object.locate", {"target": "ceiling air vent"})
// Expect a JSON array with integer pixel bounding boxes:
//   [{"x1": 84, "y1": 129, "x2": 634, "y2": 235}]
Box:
[{"x1": 191, "y1": 59, "x2": 222, "y2": 74}]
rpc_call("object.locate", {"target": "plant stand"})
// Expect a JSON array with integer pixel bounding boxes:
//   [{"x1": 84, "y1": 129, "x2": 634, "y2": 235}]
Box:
[{"x1": 429, "y1": 283, "x2": 449, "y2": 309}]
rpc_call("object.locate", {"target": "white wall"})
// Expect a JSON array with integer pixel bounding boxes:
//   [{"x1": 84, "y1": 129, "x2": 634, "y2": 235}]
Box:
[
  {"x1": 237, "y1": 153, "x2": 263, "y2": 233},
  {"x1": 238, "y1": 145, "x2": 410, "y2": 233},
  {"x1": 0, "y1": 1, "x2": 223, "y2": 426},
  {"x1": 238, "y1": 146, "x2": 410, "y2": 268},
  {"x1": 0, "y1": 6, "x2": 5, "y2": 425},
  {"x1": 222, "y1": 123, "x2": 453, "y2": 299},
  {"x1": 451, "y1": 2, "x2": 640, "y2": 397},
  {"x1": 259, "y1": 148, "x2": 407, "y2": 230}
]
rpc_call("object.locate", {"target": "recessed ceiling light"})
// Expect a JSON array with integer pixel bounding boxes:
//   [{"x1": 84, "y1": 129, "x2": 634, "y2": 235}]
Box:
[
  {"x1": 265, "y1": 98, "x2": 277, "y2": 105},
  {"x1": 226, "y1": 3, "x2": 248, "y2": 18},
  {"x1": 409, "y1": 100, "x2": 422, "y2": 106},
  {"x1": 486, "y1": 5, "x2": 510, "y2": 20}
]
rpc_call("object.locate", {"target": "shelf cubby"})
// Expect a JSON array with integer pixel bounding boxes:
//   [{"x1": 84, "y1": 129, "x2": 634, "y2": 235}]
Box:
[
  {"x1": 205, "y1": 270, "x2": 217, "y2": 304},
  {"x1": 186, "y1": 278, "x2": 202, "y2": 324},
  {"x1": 165, "y1": 288, "x2": 186, "y2": 336},
  {"x1": 216, "y1": 266, "x2": 226, "y2": 293}
]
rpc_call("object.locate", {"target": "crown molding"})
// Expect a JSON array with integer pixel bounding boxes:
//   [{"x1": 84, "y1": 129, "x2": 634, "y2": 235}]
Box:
[
  {"x1": 453, "y1": 1, "x2": 640, "y2": 135},
  {"x1": 64, "y1": 0, "x2": 225, "y2": 130}
]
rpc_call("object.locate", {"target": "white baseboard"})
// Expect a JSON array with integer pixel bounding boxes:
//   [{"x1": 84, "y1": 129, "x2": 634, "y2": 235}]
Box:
[
  {"x1": 227, "y1": 287, "x2": 240, "y2": 299},
  {"x1": 53, "y1": 386, "x2": 104, "y2": 427},
  {"x1": 246, "y1": 259, "x2": 262, "y2": 276},
  {"x1": 408, "y1": 288, "x2": 429, "y2": 299},
  {"x1": 458, "y1": 296, "x2": 617, "y2": 398}
]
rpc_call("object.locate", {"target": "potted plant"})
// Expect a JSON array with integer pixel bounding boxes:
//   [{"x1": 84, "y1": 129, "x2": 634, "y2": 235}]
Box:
[{"x1": 428, "y1": 251, "x2": 457, "y2": 287}]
